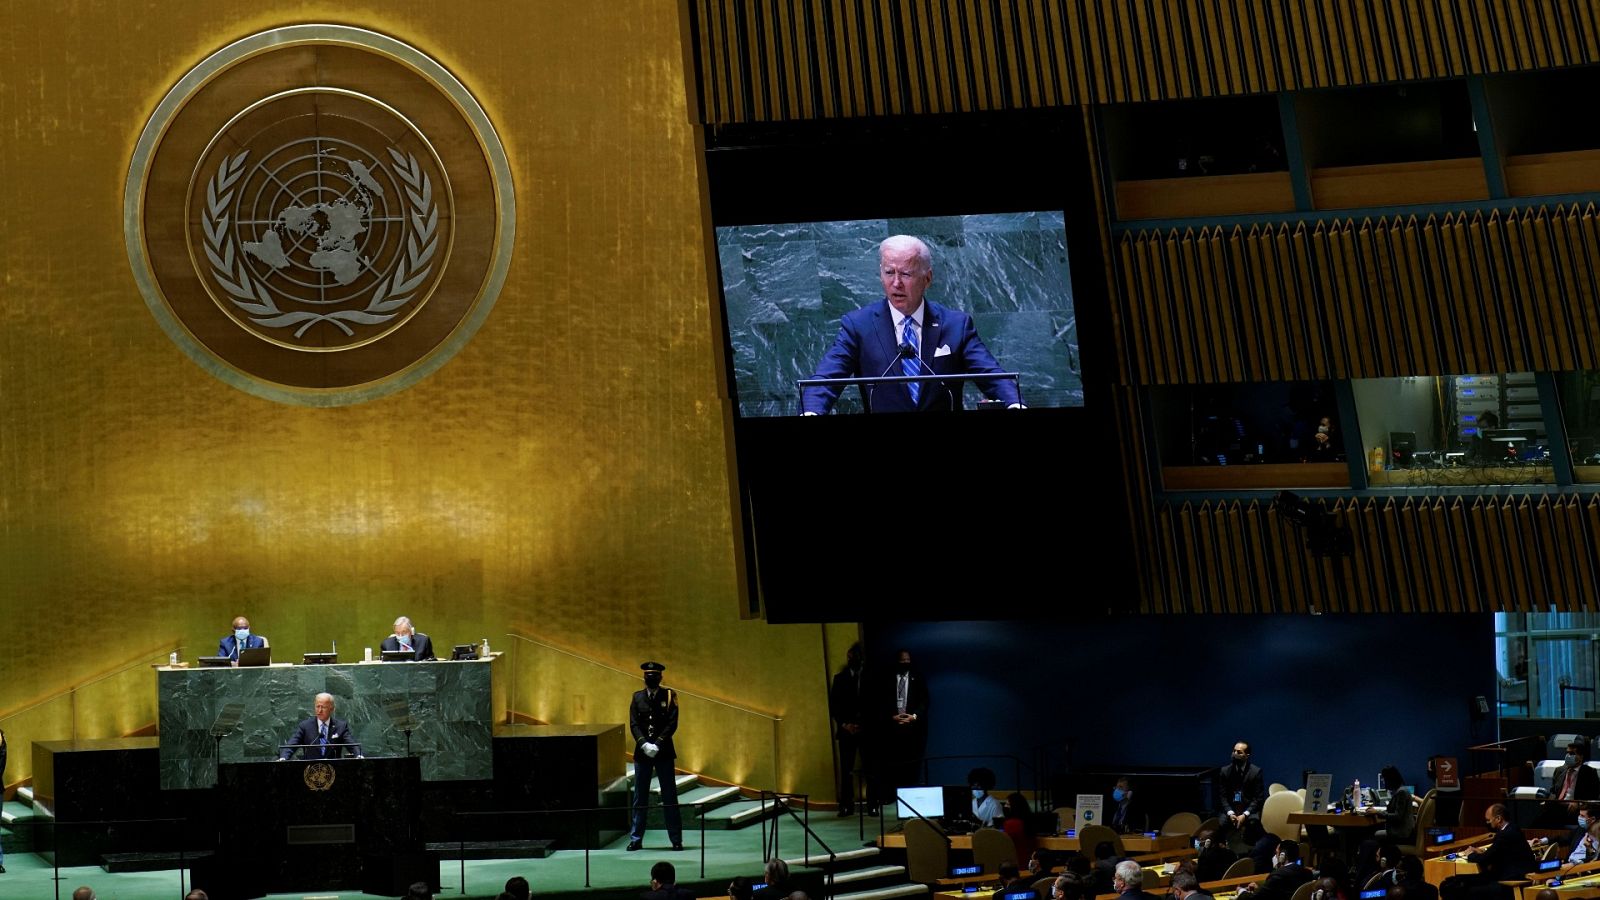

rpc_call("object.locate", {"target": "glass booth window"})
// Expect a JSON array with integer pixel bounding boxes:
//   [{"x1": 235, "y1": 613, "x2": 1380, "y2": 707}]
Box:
[
  {"x1": 1557, "y1": 371, "x2": 1600, "y2": 483},
  {"x1": 1353, "y1": 373, "x2": 1554, "y2": 486},
  {"x1": 1151, "y1": 381, "x2": 1349, "y2": 490}
]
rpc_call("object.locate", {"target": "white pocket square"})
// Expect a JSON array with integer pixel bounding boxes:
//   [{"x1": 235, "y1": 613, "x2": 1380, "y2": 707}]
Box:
[{"x1": 934, "y1": 344, "x2": 952, "y2": 358}]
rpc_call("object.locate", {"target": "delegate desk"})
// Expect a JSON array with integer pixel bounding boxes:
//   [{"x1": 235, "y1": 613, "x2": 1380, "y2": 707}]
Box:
[
  {"x1": 157, "y1": 654, "x2": 501, "y2": 789},
  {"x1": 880, "y1": 832, "x2": 1193, "y2": 859},
  {"x1": 1521, "y1": 861, "x2": 1600, "y2": 900},
  {"x1": 1423, "y1": 835, "x2": 1495, "y2": 886}
]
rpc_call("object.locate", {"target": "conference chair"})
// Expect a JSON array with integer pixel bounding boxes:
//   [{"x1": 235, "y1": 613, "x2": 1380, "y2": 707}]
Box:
[
  {"x1": 1196, "y1": 816, "x2": 1221, "y2": 836},
  {"x1": 1033, "y1": 875, "x2": 1059, "y2": 896},
  {"x1": 1161, "y1": 812, "x2": 1202, "y2": 836},
  {"x1": 904, "y1": 817, "x2": 950, "y2": 886},
  {"x1": 972, "y1": 827, "x2": 1015, "y2": 875},
  {"x1": 1269, "y1": 783, "x2": 1288, "y2": 795},
  {"x1": 1261, "y1": 790, "x2": 1304, "y2": 843},
  {"x1": 1077, "y1": 823, "x2": 1124, "y2": 858},
  {"x1": 1289, "y1": 880, "x2": 1318, "y2": 900},
  {"x1": 1056, "y1": 807, "x2": 1076, "y2": 832},
  {"x1": 1222, "y1": 858, "x2": 1256, "y2": 880},
  {"x1": 1394, "y1": 793, "x2": 1436, "y2": 857}
]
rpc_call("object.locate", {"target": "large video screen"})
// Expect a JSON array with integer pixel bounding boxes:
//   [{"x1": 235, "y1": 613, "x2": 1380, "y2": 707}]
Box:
[
  {"x1": 703, "y1": 111, "x2": 1129, "y2": 620},
  {"x1": 715, "y1": 213, "x2": 1082, "y2": 417}
]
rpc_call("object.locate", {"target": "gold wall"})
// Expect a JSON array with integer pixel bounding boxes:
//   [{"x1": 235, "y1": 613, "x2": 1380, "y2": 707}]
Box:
[{"x1": 0, "y1": 0, "x2": 843, "y2": 800}]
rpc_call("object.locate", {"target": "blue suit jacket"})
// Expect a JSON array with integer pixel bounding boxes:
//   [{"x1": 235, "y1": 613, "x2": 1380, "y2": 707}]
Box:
[
  {"x1": 217, "y1": 633, "x2": 267, "y2": 659},
  {"x1": 280, "y1": 715, "x2": 358, "y2": 760},
  {"x1": 802, "y1": 299, "x2": 1019, "y2": 414}
]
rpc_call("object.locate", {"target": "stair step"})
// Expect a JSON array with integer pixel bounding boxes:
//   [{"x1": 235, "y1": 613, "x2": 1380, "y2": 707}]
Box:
[
  {"x1": 425, "y1": 839, "x2": 554, "y2": 860},
  {"x1": 702, "y1": 799, "x2": 787, "y2": 829},
  {"x1": 832, "y1": 865, "x2": 908, "y2": 885},
  {"x1": 16, "y1": 786, "x2": 34, "y2": 805},
  {"x1": 625, "y1": 765, "x2": 699, "y2": 794},
  {"x1": 642, "y1": 785, "x2": 742, "y2": 826},
  {"x1": 786, "y1": 845, "x2": 882, "y2": 868},
  {"x1": 833, "y1": 885, "x2": 929, "y2": 900}
]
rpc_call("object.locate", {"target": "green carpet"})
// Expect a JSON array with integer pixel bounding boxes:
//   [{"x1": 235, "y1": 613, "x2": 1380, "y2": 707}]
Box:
[{"x1": 0, "y1": 811, "x2": 896, "y2": 900}]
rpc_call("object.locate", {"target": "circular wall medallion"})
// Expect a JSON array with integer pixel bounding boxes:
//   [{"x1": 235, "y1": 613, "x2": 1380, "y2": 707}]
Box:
[{"x1": 126, "y1": 25, "x2": 515, "y2": 405}]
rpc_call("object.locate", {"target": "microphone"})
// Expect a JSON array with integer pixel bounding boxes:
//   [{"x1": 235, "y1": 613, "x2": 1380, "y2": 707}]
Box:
[
  {"x1": 900, "y1": 346, "x2": 957, "y2": 411},
  {"x1": 867, "y1": 343, "x2": 917, "y2": 412}
]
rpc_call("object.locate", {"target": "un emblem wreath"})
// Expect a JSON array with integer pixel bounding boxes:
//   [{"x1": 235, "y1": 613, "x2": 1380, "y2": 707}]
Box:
[
  {"x1": 125, "y1": 25, "x2": 515, "y2": 405},
  {"x1": 201, "y1": 148, "x2": 439, "y2": 341}
]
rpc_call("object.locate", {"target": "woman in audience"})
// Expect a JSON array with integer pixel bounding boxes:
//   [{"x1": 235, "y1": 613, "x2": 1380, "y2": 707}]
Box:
[
  {"x1": 1373, "y1": 766, "x2": 1415, "y2": 844},
  {"x1": 1003, "y1": 792, "x2": 1040, "y2": 866}
]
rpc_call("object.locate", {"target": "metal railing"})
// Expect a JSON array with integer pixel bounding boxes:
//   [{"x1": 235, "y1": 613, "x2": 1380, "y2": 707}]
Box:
[{"x1": 0, "y1": 642, "x2": 184, "y2": 787}]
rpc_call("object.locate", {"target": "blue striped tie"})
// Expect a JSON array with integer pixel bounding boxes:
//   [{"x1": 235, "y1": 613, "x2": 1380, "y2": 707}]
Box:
[{"x1": 902, "y1": 317, "x2": 920, "y2": 406}]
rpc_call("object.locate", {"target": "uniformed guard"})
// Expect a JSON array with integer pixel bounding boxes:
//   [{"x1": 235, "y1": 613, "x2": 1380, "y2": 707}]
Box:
[{"x1": 628, "y1": 660, "x2": 684, "y2": 851}]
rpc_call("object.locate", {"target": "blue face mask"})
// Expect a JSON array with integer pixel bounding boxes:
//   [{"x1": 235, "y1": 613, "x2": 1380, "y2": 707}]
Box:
[
  {"x1": 1113, "y1": 788, "x2": 1126, "y2": 802},
  {"x1": 234, "y1": 628, "x2": 250, "y2": 641},
  {"x1": 1582, "y1": 816, "x2": 1591, "y2": 829}
]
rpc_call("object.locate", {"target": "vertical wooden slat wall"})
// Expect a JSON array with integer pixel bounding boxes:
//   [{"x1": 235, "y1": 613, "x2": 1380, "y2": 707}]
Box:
[
  {"x1": 1116, "y1": 206, "x2": 1600, "y2": 383},
  {"x1": 689, "y1": 1, "x2": 1600, "y2": 612},
  {"x1": 691, "y1": 0, "x2": 1600, "y2": 124}
]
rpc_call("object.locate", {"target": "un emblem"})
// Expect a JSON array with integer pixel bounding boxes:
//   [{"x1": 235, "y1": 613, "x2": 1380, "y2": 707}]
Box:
[
  {"x1": 303, "y1": 762, "x2": 336, "y2": 792},
  {"x1": 126, "y1": 26, "x2": 514, "y2": 405}
]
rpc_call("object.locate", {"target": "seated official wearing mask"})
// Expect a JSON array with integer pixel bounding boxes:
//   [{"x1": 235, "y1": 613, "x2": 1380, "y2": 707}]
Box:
[
  {"x1": 217, "y1": 616, "x2": 266, "y2": 661},
  {"x1": 380, "y1": 616, "x2": 436, "y2": 660}
]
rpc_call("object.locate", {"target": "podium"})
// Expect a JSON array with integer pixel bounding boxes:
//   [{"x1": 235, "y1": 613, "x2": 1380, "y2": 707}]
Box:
[{"x1": 193, "y1": 757, "x2": 427, "y2": 899}]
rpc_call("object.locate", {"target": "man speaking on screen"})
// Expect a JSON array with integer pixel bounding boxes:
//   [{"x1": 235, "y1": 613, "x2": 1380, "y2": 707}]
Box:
[{"x1": 800, "y1": 235, "x2": 1023, "y2": 415}]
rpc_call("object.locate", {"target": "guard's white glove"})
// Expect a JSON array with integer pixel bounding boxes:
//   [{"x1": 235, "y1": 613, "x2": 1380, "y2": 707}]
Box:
[{"x1": 643, "y1": 742, "x2": 659, "y2": 758}]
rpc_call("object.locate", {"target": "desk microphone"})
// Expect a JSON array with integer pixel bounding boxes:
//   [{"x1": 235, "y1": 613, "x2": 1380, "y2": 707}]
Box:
[
  {"x1": 901, "y1": 348, "x2": 957, "y2": 411},
  {"x1": 867, "y1": 343, "x2": 917, "y2": 412}
]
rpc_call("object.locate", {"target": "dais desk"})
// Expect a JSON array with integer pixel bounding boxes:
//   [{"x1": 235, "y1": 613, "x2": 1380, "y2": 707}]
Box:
[{"x1": 157, "y1": 655, "x2": 501, "y2": 789}]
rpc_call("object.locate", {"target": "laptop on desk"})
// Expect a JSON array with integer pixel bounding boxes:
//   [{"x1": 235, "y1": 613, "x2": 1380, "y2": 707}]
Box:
[{"x1": 237, "y1": 646, "x2": 271, "y2": 667}]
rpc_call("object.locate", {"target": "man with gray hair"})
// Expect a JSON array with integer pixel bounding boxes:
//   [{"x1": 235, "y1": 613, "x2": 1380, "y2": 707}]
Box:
[
  {"x1": 1113, "y1": 860, "x2": 1162, "y2": 900},
  {"x1": 381, "y1": 616, "x2": 436, "y2": 660},
  {"x1": 279, "y1": 692, "x2": 360, "y2": 759},
  {"x1": 1171, "y1": 871, "x2": 1213, "y2": 900},
  {"x1": 801, "y1": 234, "x2": 1022, "y2": 415}
]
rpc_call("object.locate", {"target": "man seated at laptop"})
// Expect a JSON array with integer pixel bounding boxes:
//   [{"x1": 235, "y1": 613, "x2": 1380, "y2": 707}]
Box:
[
  {"x1": 380, "y1": 616, "x2": 436, "y2": 661},
  {"x1": 217, "y1": 616, "x2": 267, "y2": 661},
  {"x1": 278, "y1": 693, "x2": 360, "y2": 760}
]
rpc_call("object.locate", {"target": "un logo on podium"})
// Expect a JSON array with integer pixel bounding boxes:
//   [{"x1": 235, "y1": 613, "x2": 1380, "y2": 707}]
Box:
[
  {"x1": 126, "y1": 26, "x2": 514, "y2": 405},
  {"x1": 303, "y1": 762, "x2": 336, "y2": 792}
]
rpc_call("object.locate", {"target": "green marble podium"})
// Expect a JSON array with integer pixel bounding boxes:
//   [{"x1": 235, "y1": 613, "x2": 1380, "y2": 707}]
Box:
[{"x1": 158, "y1": 655, "x2": 499, "y2": 789}]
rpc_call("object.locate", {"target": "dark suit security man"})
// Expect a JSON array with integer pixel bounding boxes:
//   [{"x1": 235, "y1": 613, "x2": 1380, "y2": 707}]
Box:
[
  {"x1": 628, "y1": 661, "x2": 683, "y2": 851},
  {"x1": 1218, "y1": 741, "x2": 1266, "y2": 835},
  {"x1": 829, "y1": 642, "x2": 869, "y2": 816}
]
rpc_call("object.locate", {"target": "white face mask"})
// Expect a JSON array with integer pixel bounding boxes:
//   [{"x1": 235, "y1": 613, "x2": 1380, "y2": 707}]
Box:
[{"x1": 1273, "y1": 854, "x2": 1285, "y2": 868}]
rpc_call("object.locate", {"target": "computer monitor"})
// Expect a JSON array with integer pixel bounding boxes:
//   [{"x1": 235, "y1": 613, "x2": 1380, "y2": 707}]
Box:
[
  {"x1": 381, "y1": 649, "x2": 416, "y2": 662},
  {"x1": 197, "y1": 656, "x2": 232, "y2": 668},
  {"x1": 1389, "y1": 431, "x2": 1416, "y2": 468},
  {"x1": 236, "y1": 646, "x2": 271, "y2": 667},
  {"x1": 450, "y1": 644, "x2": 479, "y2": 660},
  {"x1": 302, "y1": 652, "x2": 337, "y2": 665},
  {"x1": 896, "y1": 786, "x2": 945, "y2": 819}
]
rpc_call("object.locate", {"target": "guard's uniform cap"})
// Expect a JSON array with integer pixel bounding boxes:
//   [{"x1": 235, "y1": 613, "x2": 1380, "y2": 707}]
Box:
[{"x1": 640, "y1": 661, "x2": 666, "y2": 673}]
